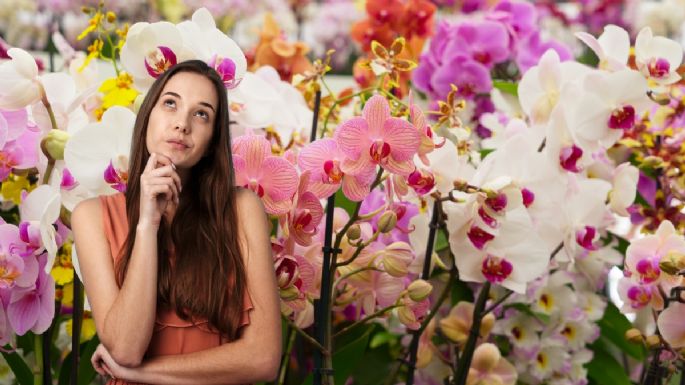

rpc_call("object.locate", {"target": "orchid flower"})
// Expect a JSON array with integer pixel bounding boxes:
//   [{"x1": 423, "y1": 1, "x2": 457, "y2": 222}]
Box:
[
  {"x1": 18, "y1": 185, "x2": 61, "y2": 271},
  {"x1": 657, "y1": 302, "x2": 685, "y2": 348},
  {"x1": 334, "y1": 95, "x2": 420, "y2": 176},
  {"x1": 231, "y1": 133, "x2": 298, "y2": 215},
  {"x1": 7, "y1": 254, "x2": 55, "y2": 335},
  {"x1": 280, "y1": 172, "x2": 324, "y2": 247},
  {"x1": 0, "y1": 48, "x2": 44, "y2": 110},
  {"x1": 634, "y1": 27, "x2": 683, "y2": 85},
  {"x1": 575, "y1": 24, "x2": 630, "y2": 72},
  {"x1": 624, "y1": 220, "x2": 685, "y2": 286}
]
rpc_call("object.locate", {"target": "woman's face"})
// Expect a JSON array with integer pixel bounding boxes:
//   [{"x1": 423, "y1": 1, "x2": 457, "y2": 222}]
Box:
[{"x1": 146, "y1": 71, "x2": 219, "y2": 169}]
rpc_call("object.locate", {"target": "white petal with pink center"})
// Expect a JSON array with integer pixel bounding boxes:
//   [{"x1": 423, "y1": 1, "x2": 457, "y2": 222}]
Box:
[
  {"x1": 120, "y1": 21, "x2": 193, "y2": 92},
  {"x1": 31, "y1": 72, "x2": 94, "y2": 134},
  {"x1": 608, "y1": 162, "x2": 639, "y2": 216},
  {"x1": 64, "y1": 106, "x2": 135, "y2": 196},
  {"x1": 177, "y1": 7, "x2": 247, "y2": 91},
  {"x1": 635, "y1": 27, "x2": 683, "y2": 85},
  {"x1": 566, "y1": 70, "x2": 650, "y2": 152}
]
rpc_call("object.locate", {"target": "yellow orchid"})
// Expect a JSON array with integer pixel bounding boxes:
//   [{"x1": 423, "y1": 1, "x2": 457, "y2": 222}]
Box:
[
  {"x1": 66, "y1": 311, "x2": 97, "y2": 343},
  {"x1": 99, "y1": 72, "x2": 139, "y2": 109},
  {"x1": 77, "y1": 11, "x2": 103, "y2": 41},
  {"x1": 51, "y1": 241, "x2": 74, "y2": 286},
  {"x1": 78, "y1": 39, "x2": 103, "y2": 72},
  {"x1": 1, "y1": 173, "x2": 34, "y2": 205}
]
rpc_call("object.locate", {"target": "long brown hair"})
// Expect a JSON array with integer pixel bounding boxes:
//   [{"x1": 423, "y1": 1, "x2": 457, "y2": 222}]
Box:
[{"x1": 114, "y1": 60, "x2": 246, "y2": 340}]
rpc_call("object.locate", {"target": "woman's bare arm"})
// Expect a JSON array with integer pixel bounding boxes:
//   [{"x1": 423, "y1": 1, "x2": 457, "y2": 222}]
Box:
[
  {"x1": 72, "y1": 198, "x2": 160, "y2": 367},
  {"x1": 105, "y1": 189, "x2": 282, "y2": 384}
]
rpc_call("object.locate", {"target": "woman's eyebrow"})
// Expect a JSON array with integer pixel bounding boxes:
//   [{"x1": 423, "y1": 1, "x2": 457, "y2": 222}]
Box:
[{"x1": 162, "y1": 91, "x2": 215, "y2": 112}]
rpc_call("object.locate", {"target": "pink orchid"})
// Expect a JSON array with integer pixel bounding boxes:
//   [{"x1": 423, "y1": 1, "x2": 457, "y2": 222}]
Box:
[
  {"x1": 281, "y1": 172, "x2": 324, "y2": 247},
  {"x1": 625, "y1": 220, "x2": 685, "y2": 286},
  {"x1": 334, "y1": 95, "x2": 420, "y2": 176},
  {"x1": 7, "y1": 254, "x2": 55, "y2": 335},
  {"x1": 298, "y1": 138, "x2": 376, "y2": 201},
  {"x1": 232, "y1": 133, "x2": 298, "y2": 215},
  {"x1": 397, "y1": 297, "x2": 430, "y2": 330},
  {"x1": 0, "y1": 224, "x2": 37, "y2": 290}
]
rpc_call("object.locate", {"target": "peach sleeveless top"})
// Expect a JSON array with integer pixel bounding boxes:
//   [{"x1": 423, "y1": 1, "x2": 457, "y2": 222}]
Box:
[{"x1": 99, "y1": 192, "x2": 254, "y2": 385}]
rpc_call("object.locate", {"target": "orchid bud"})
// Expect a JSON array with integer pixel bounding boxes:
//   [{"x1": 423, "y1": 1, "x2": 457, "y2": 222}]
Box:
[
  {"x1": 659, "y1": 251, "x2": 685, "y2": 275},
  {"x1": 625, "y1": 328, "x2": 643, "y2": 343},
  {"x1": 471, "y1": 343, "x2": 501, "y2": 373},
  {"x1": 397, "y1": 305, "x2": 417, "y2": 327},
  {"x1": 382, "y1": 253, "x2": 409, "y2": 277},
  {"x1": 480, "y1": 312, "x2": 496, "y2": 337},
  {"x1": 106, "y1": 11, "x2": 116, "y2": 23},
  {"x1": 641, "y1": 156, "x2": 664, "y2": 168},
  {"x1": 346, "y1": 224, "x2": 361, "y2": 241},
  {"x1": 41, "y1": 130, "x2": 71, "y2": 161},
  {"x1": 645, "y1": 334, "x2": 662, "y2": 349},
  {"x1": 378, "y1": 211, "x2": 397, "y2": 233},
  {"x1": 407, "y1": 279, "x2": 433, "y2": 302}
]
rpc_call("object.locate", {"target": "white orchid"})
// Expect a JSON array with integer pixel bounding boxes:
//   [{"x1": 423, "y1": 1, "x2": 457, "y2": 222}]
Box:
[
  {"x1": 120, "y1": 21, "x2": 193, "y2": 92},
  {"x1": 0, "y1": 48, "x2": 44, "y2": 110},
  {"x1": 18, "y1": 185, "x2": 61, "y2": 272},
  {"x1": 64, "y1": 106, "x2": 135, "y2": 196},
  {"x1": 177, "y1": 7, "x2": 247, "y2": 90},
  {"x1": 419, "y1": 139, "x2": 475, "y2": 195},
  {"x1": 31, "y1": 72, "x2": 93, "y2": 134},
  {"x1": 575, "y1": 24, "x2": 630, "y2": 72},
  {"x1": 518, "y1": 49, "x2": 591, "y2": 126},
  {"x1": 634, "y1": 27, "x2": 683, "y2": 85},
  {"x1": 566, "y1": 70, "x2": 650, "y2": 153}
]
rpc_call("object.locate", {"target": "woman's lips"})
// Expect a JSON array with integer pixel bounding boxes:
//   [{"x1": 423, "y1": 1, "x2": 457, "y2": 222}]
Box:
[{"x1": 167, "y1": 140, "x2": 188, "y2": 150}]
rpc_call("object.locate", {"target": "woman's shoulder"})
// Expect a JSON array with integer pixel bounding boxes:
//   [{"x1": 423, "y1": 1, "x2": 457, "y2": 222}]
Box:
[
  {"x1": 72, "y1": 193, "x2": 126, "y2": 229},
  {"x1": 234, "y1": 187, "x2": 267, "y2": 219}
]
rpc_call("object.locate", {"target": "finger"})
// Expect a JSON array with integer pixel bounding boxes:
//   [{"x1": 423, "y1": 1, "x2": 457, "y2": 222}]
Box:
[
  {"x1": 155, "y1": 153, "x2": 174, "y2": 167},
  {"x1": 147, "y1": 167, "x2": 182, "y2": 195},
  {"x1": 102, "y1": 362, "x2": 114, "y2": 378},
  {"x1": 148, "y1": 184, "x2": 175, "y2": 203},
  {"x1": 147, "y1": 177, "x2": 180, "y2": 203},
  {"x1": 143, "y1": 153, "x2": 157, "y2": 173}
]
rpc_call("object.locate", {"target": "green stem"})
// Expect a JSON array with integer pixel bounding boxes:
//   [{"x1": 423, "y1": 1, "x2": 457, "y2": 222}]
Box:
[
  {"x1": 34, "y1": 334, "x2": 43, "y2": 385},
  {"x1": 40, "y1": 90, "x2": 59, "y2": 185},
  {"x1": 282, "y1": 316, "x2": 328, "y2": 355},
  {"x1": 320, "y1": 86, "x2": 376, "y2": 139},
  {"x1": 278, "y1": 325, "x2": 296, "y2": 385},
  {"x1": 453, "y1": 282, "x2": 491, "y2": 385},
  {"x1": 333, "y1": 304, "x2": 402, "y2": 338}
]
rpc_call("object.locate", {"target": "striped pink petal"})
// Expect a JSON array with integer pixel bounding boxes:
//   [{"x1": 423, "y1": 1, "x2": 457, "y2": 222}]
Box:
[
  {"x1": 262, "y1": 195, "x2": 292, "y2": 215},
  {"x1": 261, "y1": 156, "x2": 298, "y2": 202},
  {"x1": 307, "y1": 181, "x2": 340, "y2": 199},
  {"x1": 334, "y1": 117, "x2": 369, "y2": 160},
  {"x1": 232, "y1": 155, "x2": 248, "y2": 186},
  {"x1": 298, "y1": 138, "x2": 340, "y2": 174},
  {"x1": 232, "y1": 134, "x2": 270, "y2": 176},
  {"x1": 342, "y1": 174, "x2": 372, "y2": 201},
  {"x1": 383, "y1": 117, "x2": 420, "y2": 161},
  {"x1": 362, "y1": 95, "x2": 391, "y2": 136},
  {"x1": 384, "y1": 157, "x2": 416, "y2": 176},
  {"x1": 341, "y1": 153, "x2": 376, "y2": 176}
]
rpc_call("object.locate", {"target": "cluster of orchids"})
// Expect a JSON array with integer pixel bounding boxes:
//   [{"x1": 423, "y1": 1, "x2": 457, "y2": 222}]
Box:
[{"x1": 0, "y1": 1, "x2": 684, "y2": 384}]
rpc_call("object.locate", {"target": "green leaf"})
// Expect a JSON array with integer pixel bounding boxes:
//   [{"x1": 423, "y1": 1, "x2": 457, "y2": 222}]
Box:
[
  {"x1": 597, "y1": 302, "x2": 646, "y2": 361},
  {"x1": 78, "y1": 335, "x2": 100, "y2": 385},
  {"x1": 334, "y1": 188, "x2": 356, "y2": 217},
  {"x1": 435, "y1": 228, "x2": 448, "y2": 252},
  {"x1": 302, "y1": 324, "x2": 374, "y2": 385},
  {"x1": 587, "y1": 340, "x2": 632, "y2": 385},
  {"x1": 450, "y1": 277, "x2": 474, "y2": 305},
  {"x1": 492, "y1": 80, "x2": 518, "y2": 97},
  {"x1": 480, "y1": 148, "x2": 495, "y2": 159},
  {"x1": 2, "y1": 347, "x2": 34, "y2": 385}
]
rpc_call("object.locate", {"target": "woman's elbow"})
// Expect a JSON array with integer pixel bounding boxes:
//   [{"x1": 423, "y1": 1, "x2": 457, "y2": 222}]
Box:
[
  {"x1": 256, "y1": 354, "x2": 280, "y2": 382},
  {"x1": 106, "y1": 342, "x2": 144, "y2": 368}
]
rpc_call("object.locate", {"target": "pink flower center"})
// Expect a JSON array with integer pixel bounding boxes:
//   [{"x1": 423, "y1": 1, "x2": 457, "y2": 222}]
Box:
[
  {"x1": 478, "y1": 206, "x2": 498, "y2": 228},
  {"x1": 323, "y1": 160, "x2": 344, "y2": 183},
  {"x1": 626, "y1": 285, "x2": 652, "y2": 308},
  {"x1": 60, "y1": 168, "x2": 79, "y2": 191},
  {"x1": 608, "y1": 105, "x2": 636, "y2": 130},
  {"x1": 294, "y1": 210, "x2": 314, "y2": 232},
  {"x1": 559, "y1": 144, "x2": 583, "y2": 173},
  {"x1": 648, "y1": 58, "x2": 670, "y2": 79},
  {"x1": 635, "y1": 258, "x2": 660, "y2": 284},
  {"x1": 144, "y1": 46, "x2": 177, "y2": 78},
  {"x1": 481, "y1": 255, "x2": 513, "y2": 283},
  {"x1": 369, "y1": 140, "x2": 391, "y2": 163},
  {"x1": 246, "y1": 179, "x2": 265, "y2": 197},
  {"x1": 521, "y1": 188, "x2": 535, "y2": 208},
  {"x1": 407, "y1": 169, "x2": 435, "y2": 195},
  {"x1": 0, "y1": 256, "x2": 20, "y2": 289},
  {"x1": 485, "y1": 193, "x2": 507, "y2": 212},
  {"x1": 209, "y1": 55, "x2": 239, "y2": 89},
  {"x1": 575, "y1": 225, "x2": 598, "y2": 250},
  {"x1": 104, "y1": 160, "x2": 128, "y2": 193},
  {"x1": 467, "y1": 225, "x2": 495, "y2": 250}
]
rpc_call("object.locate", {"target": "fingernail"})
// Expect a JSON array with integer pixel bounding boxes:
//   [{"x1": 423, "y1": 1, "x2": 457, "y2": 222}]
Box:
[{"x1": 171, "y1": 163, "x2": 176, "y2": 170}]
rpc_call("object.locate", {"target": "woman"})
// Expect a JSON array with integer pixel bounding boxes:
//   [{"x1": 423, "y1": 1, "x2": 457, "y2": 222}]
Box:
[{"x1": 71, "y1": 60, "x2": 282, "y2": 384}]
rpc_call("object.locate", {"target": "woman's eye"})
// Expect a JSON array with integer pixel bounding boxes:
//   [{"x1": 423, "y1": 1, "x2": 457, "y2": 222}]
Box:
[
  {"x1": 163, "y1": 99, "x2": 175, "y2": 108},
  {"x1": 195, "y1": 110, "x2": 209, "y2": 120}
]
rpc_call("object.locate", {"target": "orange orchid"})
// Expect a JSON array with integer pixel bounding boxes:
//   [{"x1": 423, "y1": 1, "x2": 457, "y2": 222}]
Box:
[{"x1": 251, "y1": 13, "x2": 313, "y2": 82}]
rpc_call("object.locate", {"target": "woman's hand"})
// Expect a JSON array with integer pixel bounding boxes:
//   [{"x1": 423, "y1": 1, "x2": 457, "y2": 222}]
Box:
[
  {"x1": 91, "y1": 343, "x2": 138, "y2": 381},
  {"x1": 139, "y1": 152, "x2": 182, "y2": 228}
]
